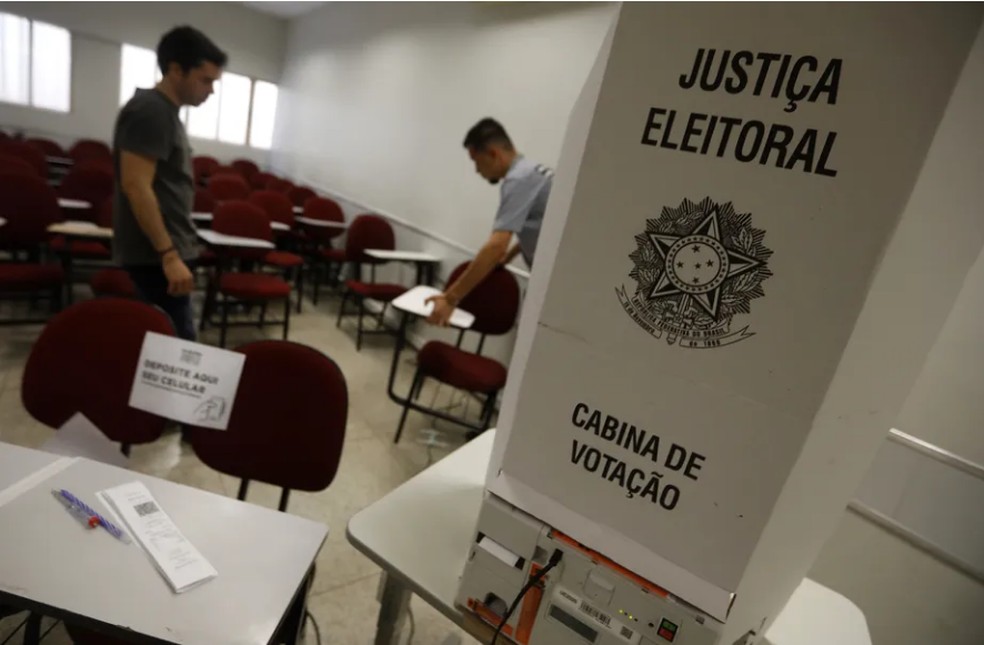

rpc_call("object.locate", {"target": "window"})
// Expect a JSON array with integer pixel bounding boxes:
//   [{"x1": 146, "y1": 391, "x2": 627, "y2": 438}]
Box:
[
  {"x1": 249, "y1": 81, "x2": 278, "y2": 150},
  {"x1": 120, "y1": 42, "x2": 276, "y2": 149},
  {"x1": 0, "y1": 13, "x2": 71, "y2": 112}
]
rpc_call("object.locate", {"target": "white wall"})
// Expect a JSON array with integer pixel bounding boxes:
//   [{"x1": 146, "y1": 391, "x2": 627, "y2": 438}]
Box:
[{"x1": 0, "y1": 1, "x2": 288, "y2": 164}]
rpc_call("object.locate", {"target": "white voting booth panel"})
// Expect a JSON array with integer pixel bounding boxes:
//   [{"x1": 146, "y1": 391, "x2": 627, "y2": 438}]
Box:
[{"x1": 472, "y1": 4, "x2": 984, "y2": 644}]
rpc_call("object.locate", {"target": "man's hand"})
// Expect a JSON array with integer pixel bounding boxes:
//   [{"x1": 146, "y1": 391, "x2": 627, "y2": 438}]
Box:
[
  {"x1": 162, "y1": 252, "x2": 194, "y2": 296},
  {"x1": 425, "y1": 293, "x2": 457, "y2": 327}
]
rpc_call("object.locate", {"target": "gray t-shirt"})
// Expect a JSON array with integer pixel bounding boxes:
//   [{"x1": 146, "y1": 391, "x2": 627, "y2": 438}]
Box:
[
  {"x1": 492, "y1": 156, "x2": 553, "y2": 267},
  {"x1": 112, "y1": 88, "x2": 197, "y2": 266}
]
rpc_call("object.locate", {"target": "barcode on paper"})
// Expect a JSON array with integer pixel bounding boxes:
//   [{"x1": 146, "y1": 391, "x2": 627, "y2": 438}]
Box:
[
  {"x1": 580, "y1": 600, "x2": 611, "y2": 627},
  {"x1": 621, "y1": 625, "x2": 634, "y2": 639},
  {"x1": 134, "y1": 501, "x2": 160, "y2": 517}
]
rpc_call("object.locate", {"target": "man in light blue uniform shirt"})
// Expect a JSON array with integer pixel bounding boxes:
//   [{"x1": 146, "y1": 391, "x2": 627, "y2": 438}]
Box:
[{"x1": 427, "y1": 118, "x2": 553, "y2": 326}]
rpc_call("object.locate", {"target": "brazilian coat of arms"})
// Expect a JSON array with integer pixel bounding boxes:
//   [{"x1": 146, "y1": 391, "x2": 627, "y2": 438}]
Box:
[{"x1": 617, "y1": 197, "x2": 773, "y2": 348}]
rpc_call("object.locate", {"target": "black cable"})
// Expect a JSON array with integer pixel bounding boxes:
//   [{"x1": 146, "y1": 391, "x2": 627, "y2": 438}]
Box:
[
  {"x1": 39, "y1": 618, "x2": 60, "y2": 641},
  {"x1": 0, "y1": 616, "x2": 27, "y2": 645},
  {"x1": 490, "y1": 550, "x2": 563, "y2": 645},
  {"x1": 407, "y1": 605, "x2": 416, "y2": 643},
  {"x1": 305, "y1": 609, "x2": 322, "y2": 645}
]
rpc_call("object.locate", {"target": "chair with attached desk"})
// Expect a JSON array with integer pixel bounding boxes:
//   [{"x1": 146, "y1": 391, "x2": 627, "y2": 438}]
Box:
[
  {"x1": 200, "y1": 200, "x2": 293, "y2": 347},
  {"x1": 26, "y1": 137, "x2": 67, "y2": 159},
  {"x1": 0, "y1": 140, "x2": 47, "y2": 177},
  {"x1": 68, "y1": 139, "x2": 111, "y2": 164},
  {"x1": 21, "y1": 298, "x2": 174, "y2": 454},
  {"x1": 305, "y1": 197, "x2": 348, "y2": 303},
  {"x1": 0, "y1": 174, "x2": 65, "y2": 323},
  {"x1": 0, "y1": 153, "x2": 37, "y2": 177},
  {"x1": 393, "y1": 264, "x2": 520, "y2": 443},
  {"x1": 208, "y1": 173, "x2": 251, "y2": 201},
  {"x1": 250, "y1": 190, "x2": 307, "y2": 312},
  {"x1": 335, "y1": 214, "x2": 407, "y2": 351},
  {"x1": 56, "y1": 167, "x2": 113, "y2": 224},
  {"x1": 266, "y1": 176, "x2": 295, "y2": 194},
  {"x1": 250, "y1": 170, "x2": 277, "y2": 190},
  {"x1": 231, "y1": 158, "x2": 260, "y2": 182},
  {"x1": 288, "y1": 185, "x2": 317, "y2": 208}
]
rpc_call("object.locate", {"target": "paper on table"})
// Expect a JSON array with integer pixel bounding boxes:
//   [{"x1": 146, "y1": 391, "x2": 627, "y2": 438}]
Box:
[
  {"x1": 98, "y1": 481, "x2": 217, "y2": 593},
  {"x1": 42, "y1": 412, "x2": 128, "y2": 468}
]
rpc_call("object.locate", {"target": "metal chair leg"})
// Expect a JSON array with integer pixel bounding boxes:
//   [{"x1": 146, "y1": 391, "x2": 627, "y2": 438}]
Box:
[
  {"x1": 283, "y1": 296, "x2": 291, "y2": 340},
  {"x1": 312, "y1": 260, "x2": 321, "y2": 305},
  {"x1": 259, "y1": 302, "x2": 267, "y2": 329},
  {"x1": 237, "y1": 478, "x2": 250, "y2": 500},
  {"x1": 336, "y1": 290, "x2": 350, "y2": 328},
  {"x1": 23, "y1": 611, "x2": 41, "y2": 645},
  {"x1": 295, "y1": 267, "x2": 304, "y2": 314},
  {"x1": 394, "y1": 370, "x2": 423, "y2": 444},
  {"x1": 219, "y1": 297, "x2": 230, "y2": 348},
  {"x1": 356, "y1": 295, "x2": 365, "y2": 351}
]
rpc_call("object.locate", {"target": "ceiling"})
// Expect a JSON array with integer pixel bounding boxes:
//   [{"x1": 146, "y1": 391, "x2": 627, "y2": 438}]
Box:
[{"x1": 242, "y1": 2, "x2": 327, "y2": 19}]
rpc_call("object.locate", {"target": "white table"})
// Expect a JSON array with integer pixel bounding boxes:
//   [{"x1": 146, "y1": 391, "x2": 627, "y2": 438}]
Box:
[
  {"x1": 295, "y1": 216, "x2": 347, "y2": 230},
  {"x1": 365, "y1": 249, "x2": 440, "y2": 286},
  {"x1": 196, "y1": 229, "x2": 275, "y2": 249},
  {"x1": 192, "y1": 212, "x2": 290, "y2": 232},
  {"x1": 347, "y1": 431, "x2": 871, "y2": 645},
  {"x1": 0, "y1": 442, "x2": 327, "y2": 645},
  {"x1": 58, "y1": 198, "x2": 91, "y2": 210}
]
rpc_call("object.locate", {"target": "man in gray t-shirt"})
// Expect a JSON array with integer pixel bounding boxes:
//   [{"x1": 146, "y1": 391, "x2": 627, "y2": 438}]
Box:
[
  {"x1": 427, "y1": 118, "x2": 553, "y2": 326},
  {"x1": 114, "y1": 26, "x2": 226, "y2": 340}
]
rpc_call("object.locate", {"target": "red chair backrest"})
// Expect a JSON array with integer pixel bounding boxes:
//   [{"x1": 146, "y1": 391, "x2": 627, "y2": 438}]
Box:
[
  {"x1": 231, "y1": 159, "x2": 260, "y2": 180},
  {"x1": 302, "y1": 197, "x2": 345, "y2": 244},
  {"x1": 212, "y1": 165, "x2": 238, "y2": 177},
  {"x1": 187, "y1": 340, "x2": 348, "y2": 492},
  {"x1": 75, "y1": 158, "x2": 114, "y2": 175},
  {"x1": 21, "y1": 298, "x2": 175, "y2": 444},
  {"x1": 208, "y1": 174, "x2": 251, "y2": 201},
  {"x1": 68, "y1": 139, "x2": 111, "y2": 162},
  {"x1": 194, "y1": 188, "x2": 216, "y2": 213},
  {"x1": 249, "y1": 190, "x2": 294, "y2": 226},
  {"x1": 0, "y1": 154, "x2": 38, "y2": 178},
  {"x1": 0, "y1": 141, "x2": 47, "y2": 176},
  {"x1": 448, "y1": 262, "x2": 521, "y2": 337},
  {"x1": 59, "y1": 167, "x2": 114, "y2": 206},
  {"x1": 27, "y1": 137, "x2": 66, "y2": 158},
  {"x1": 250, "y1": 171, "x2": 276, "y2": 190},
  {"x1": 345, "y1": 214, "x2": 394, "y2": 264},
  {"x1": 0, "y1": 173, "x2": 61, "y2": 248},
  {"x1": 265, "y1": 176, "x2": 293, "y2": 193},
  {"x1": 192, "y1": 155, "x2": 219, "y2": 177},
  {"x1": 213, "y1": 200, "x2": 272, "y2": 261},
  {"x1": 287, "y1": 186, "x2": 317, "y2": 207}
]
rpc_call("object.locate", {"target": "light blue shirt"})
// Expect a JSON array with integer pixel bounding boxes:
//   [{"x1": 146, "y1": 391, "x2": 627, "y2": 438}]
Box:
[{"x1": 492, "y1": 156, "x2": 553, "y2": 267}]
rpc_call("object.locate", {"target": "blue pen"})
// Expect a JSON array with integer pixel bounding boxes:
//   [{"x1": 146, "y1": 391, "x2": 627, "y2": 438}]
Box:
[{"x1": 55, "y1": 489, "x2": 131, "y2": 544}]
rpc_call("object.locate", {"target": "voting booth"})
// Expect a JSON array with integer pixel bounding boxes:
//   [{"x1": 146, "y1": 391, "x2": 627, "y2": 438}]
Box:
[{"x1": 457, "y1": 4, "x2": 984, "y2": 644}]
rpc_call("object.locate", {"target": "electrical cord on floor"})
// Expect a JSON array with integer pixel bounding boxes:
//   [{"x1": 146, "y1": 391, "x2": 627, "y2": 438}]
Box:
[
  {"x1": 305, "y1": 609, "x2": 322, "y2": 645},
  {"x1": 490, "y1": 549, "x2": 563, "y2": 645}
]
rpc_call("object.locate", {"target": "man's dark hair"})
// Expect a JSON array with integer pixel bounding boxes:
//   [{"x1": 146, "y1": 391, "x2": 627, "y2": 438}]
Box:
[
  {"x1": 463, "y1": 118, "x2": 514, "y2": 152},
  {"x1": 157, "y1": 26, "x2": 227, "y2": 75}
]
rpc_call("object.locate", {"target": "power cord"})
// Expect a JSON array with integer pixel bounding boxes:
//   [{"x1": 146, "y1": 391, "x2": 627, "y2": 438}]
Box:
[
  {"x1": 406, "y1": 605, "x2": 416, "y2": 644},
  {"x1": 490, "y1": 549, "x2": 563, "y2": 645},
  {"x1": 305, "y1": 609, "x2": 322, "y2": 645}
]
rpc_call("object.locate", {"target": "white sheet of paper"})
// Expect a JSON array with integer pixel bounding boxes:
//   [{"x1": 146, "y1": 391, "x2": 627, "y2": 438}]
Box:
[
  {"x1": 42, "y1": 413, "x2": 128, "y2": 468},
  {"x1": 99, "y1": 481, "x2": 217, "y2": 593},
  {"x1": 128, "y1": 332, "x2": 246, "y2": 430}
]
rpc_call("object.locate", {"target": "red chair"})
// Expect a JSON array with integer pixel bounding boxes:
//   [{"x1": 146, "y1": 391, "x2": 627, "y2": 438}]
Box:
[
  {"x1": 90, "y1": 268, "x2": 137, "y2": 299},
  {"x1": 393, "y1": 264, "x2": 520, "y2": 443},
  {"x1": 0, "y1": 154, "x2": 38, "y2": 177},
  {"x1": 186, "y1": 339, "x2": 348, "y2": 510},
  {"x1": 193, "y1": 155, "x2": 219, "y2": 185},
  {"x1": 58, "y1": 167, "x2": 114, "y2": 223},
  {"x1": 0, "y1": 174, "x2": 64, "y2": 321},
  {"x1": 201, "y1": 201, "x2": 292, "y2": 347},
  {"x1": 265, "y1": 176, "x2": 294, "y2": 193},
  {"x1": 250, "y1": 171, "x2": 277, "y2": 190},
  {"x1": 211, "y1": 164, "x2": 239, "y2": 177},
  {"x1": 194, "y1": 188, "x2": 217, "y2": 213},
  {"x1": 249, "y1": 190, "x2": 305, "y2": 312},
  {"x1": 50, "y1": 195, "x2": 112, "y2": 260},
  {"x1": 68, "y1": 139, "x2": 111, "y2": 163},
  {"x1": 27, "y1": 137, "x2": 67, "y2": 158},
  {"x1": 208, "y1": 173, "x2": 251, "y2": 201},
  {"x1": 22, "y1": 298, "x2": 173, "y2": 452},
  {"x1": 306, "y1": 198, "x2": 347, "y2": 303},
  {"x1": 287, "y1": 186, "x2": 317, "y2": 208},
  {"x1": 231, "y1": 158, "x2": 260, "y2": 181},
  {"x1": 0, "y1": 141, "x2": 47, "y2": 176},
  {"x1": 336, "y1": 214, "x2": 406, "y2": 351},
  {"x1": 74, "y1": 158, "x2": 114, "y2": 175}
]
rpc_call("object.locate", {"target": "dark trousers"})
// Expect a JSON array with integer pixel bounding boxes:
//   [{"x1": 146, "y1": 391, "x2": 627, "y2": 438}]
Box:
[{"x1": 125, "y1": 263, "x2": 197, "y2": 341}]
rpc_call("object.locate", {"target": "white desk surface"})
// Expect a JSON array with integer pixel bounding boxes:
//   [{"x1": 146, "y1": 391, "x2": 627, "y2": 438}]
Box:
[
  {"x1": 292, "y1": 206, "x2": 303, "y2": 214},
  {"x1": 192, "y1": 212, "x2": 289, "y2": 231},
  {"x1": 0, "y1": 442, "x2": 327, "y2": 645},
  {"x1": 47, "y1": 223, "x2": 113, "y2": 239},
  {"x1": 0, "y1": 442, "x2": 61, "y2": 491},
  {"x1": 365, "y1": 249, "x2": 440, "y2": 263},
  {"x1": 295, "y1": 216, "x2": 347, "y2": 229},
  {"x1": 46, "y1": 156, "x2": 73, "y2": 166},
  {"x1": 197, "y1": 229, "x2": 275, "y2": 249},
  {"x1": 391, "y1": 285, "x2": 474, "y2": 329},
  {"x1": 347, "y1": 431, "x2": 871, "y2": 645},
  {"x1": 58, "y1": 198, "x2": 91, "y2": 209}
]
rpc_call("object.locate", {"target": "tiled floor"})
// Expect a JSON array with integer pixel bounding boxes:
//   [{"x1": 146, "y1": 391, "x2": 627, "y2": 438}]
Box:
[{"x1": 0, "y1": 283, "x2": 485, "y2": 645}]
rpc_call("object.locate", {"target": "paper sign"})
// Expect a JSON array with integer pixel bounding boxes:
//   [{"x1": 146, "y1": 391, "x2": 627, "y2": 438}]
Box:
[
  {"x1": 99, "y1": 481, "x2": 217, "y2": 593},
  {"x1": 128, "y1": 332, "x2": 246, "y2": 430},
  {"x1": 43, "y1": 413, "x2": 128, "y2": 468}
]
